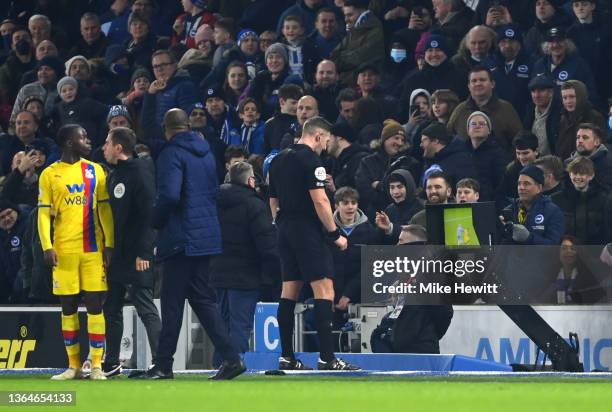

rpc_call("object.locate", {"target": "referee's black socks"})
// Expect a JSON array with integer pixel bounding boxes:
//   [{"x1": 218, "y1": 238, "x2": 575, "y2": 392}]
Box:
[
  {"x1": 278, "y1": 298, "x2": 297, "y2": 359},
  {"x1": 314, "y1": 299, "x2": 335, "y2": 363}
]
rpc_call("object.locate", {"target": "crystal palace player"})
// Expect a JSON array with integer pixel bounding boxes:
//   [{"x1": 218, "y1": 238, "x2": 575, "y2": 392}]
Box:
[
  {"x1": 268, "y1": 116, "x2": 360, "y2": 370},
  {"x1": 38, "y1": 124, "x2": 114, "y2": 380}
]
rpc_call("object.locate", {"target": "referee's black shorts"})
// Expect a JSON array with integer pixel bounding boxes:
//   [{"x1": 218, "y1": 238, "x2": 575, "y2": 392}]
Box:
[{"x1": 277, "y1": 218, "x2": 334, "y2": 283}]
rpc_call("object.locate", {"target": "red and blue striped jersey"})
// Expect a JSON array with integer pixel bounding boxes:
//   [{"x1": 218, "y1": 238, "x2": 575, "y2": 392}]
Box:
[{"x1": 38, "y1": 160, "x2": 111, "y2": 253}]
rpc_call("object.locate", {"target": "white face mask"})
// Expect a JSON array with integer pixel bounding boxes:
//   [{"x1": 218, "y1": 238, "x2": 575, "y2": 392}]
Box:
[{"x1": 390, "y1": 48, "x2": 407, "y2": 63}]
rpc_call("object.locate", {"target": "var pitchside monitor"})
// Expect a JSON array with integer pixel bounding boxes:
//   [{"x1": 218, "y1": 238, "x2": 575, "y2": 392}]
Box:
[{"x1": 426, "y1": 202, "x2": 499, "y2": 247}]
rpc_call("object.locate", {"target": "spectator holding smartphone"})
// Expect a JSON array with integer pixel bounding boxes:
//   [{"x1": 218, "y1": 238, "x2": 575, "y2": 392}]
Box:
[{"x1": 404, "y1": 88, "x2": 432, "y2": 151}]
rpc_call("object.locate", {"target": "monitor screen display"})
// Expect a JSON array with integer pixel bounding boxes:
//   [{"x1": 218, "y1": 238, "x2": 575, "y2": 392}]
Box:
[{"x1": 443, "y1": 207, "x2": 481, "y2": 247}]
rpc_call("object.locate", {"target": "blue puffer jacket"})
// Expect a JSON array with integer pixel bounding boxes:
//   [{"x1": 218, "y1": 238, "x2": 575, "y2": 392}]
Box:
[
  {"x1": 152, "y1": 131, "x2": 222, "y2": 259},
  {"x1": 142, "y1": 70, "x2": 200, "y2": 128},
  {"x1": 503, "y1": 193, "x2": 565, "y2": 245}
]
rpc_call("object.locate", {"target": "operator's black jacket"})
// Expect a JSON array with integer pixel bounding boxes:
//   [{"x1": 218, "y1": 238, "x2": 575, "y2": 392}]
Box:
[
  {"x1": 107, "y1": 157, "x2": 156, "y2": 287},
  {"x1": 209, "y1": 183, "x2": 280, "y2": 290}
]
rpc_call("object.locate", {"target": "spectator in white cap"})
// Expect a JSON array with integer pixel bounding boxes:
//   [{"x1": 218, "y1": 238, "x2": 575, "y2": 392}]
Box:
[
  {"x1": 248, "y1": 43, "x2": 292, "y2": 118},
  {"x1": 465, "y1": 110, "x2": 510, "y2": 201},
  {"x1": 51, "y1": 76, "x2": 109, "y2": 148},
  {"x1": 65, "y1": 55, "x2": 91, "y2": 82}
]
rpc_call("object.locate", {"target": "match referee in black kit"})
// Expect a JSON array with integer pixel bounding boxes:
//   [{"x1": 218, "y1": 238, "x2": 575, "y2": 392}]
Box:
[{"x1": 269, "y1": 116, "x2": 360, "y2": 371}]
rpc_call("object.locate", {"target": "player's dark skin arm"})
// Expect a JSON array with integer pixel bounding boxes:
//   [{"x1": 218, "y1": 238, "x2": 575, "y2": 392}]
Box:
[
  {"x1": 103, "y1": 247, "x2": 113, "y2": 271},
  {"x1": 44, "y1": 249, "x2": 58, "y2": 266}
]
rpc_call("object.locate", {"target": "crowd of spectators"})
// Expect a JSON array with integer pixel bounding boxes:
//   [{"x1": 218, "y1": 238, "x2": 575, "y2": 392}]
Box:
[{"x1": 1, "y1": 0, "x2": 612, "y2": 311}]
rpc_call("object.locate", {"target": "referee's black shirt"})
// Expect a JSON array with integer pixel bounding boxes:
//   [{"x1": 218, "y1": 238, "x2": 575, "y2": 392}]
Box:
[{"x1": 269, "y1": 144, "x2": 327, "y2": 223}]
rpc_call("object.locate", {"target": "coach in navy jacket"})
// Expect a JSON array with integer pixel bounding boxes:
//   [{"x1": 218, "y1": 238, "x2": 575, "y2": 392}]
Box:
[
  {"x1": 145, "y1": 109, "x2": 242, "y2": 380},
  {"x1": 152, "y1": 128, "x2": 221, "y2": 260}
]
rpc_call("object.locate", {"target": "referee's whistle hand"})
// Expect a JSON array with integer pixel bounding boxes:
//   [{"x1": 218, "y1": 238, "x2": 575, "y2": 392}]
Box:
[
  {"x1": 335, "y1": 236, "x2": 348, "y2": 251},
  {"x1": 44, "y1": 249, "x2": 58, "y2": 267}
]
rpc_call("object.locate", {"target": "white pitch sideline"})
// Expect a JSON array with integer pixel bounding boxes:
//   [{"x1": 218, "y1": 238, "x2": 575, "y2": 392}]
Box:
[{"x1": 2, "y1": 368, "x2": 612, "y2": 379}]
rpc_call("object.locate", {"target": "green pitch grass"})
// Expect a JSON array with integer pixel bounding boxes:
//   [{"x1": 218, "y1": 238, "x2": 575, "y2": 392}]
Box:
[{"x1": 1, "y1": 375, "x2": 611, "y2": 412}]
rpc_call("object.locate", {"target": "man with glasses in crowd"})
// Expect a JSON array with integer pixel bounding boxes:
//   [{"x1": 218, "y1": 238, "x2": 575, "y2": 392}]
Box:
[{"x1": 141, "y1": 49, "x2": 199, "y2": 132}]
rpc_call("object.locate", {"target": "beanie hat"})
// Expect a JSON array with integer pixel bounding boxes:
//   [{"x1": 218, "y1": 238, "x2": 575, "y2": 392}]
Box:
[
  {"x1": 467, "y1": 111, "x2": 492, "y2": 131},
  {"x1": 496, "y1": 24, "x2": 522, "y2": 44},
  {"x1": 107, "y1": 104, "x2": 132, "y2": 124},
  {"x1": 130, "y1": 67, "x2": 153, "y2": 85},
  {"x1": 265, "y1": 43, "x2": 288, "y2": 64},
  {"x1": 64, "y1": 55, "x2": 91, "y2": 76},
  {"x1": 204, "y1": 85, "x2": 224, "y2": 101},
  {"x1": 421, "y1": 122, "x2": 449, "y2": 143},
  {"x1": 545, "y1": 27, "x2": 566, "y2": 42},
  {"x1": 424, "y1": 34, "x2": 449, "y2": 56},
  {"x1": 36, "y1": 55, "x2": 64, "y2": 77},
  {"x1": 356, "y1": 61, "x2": 380, "y2": 75},
  {"x1": 519, "y1": 164, "x2": 544, "y2": 185},
  {"x1": 237, "y1": 29, "x2": 258, "y2": 46},
  {"x1": 189, "y1": 102, "x2": 205, "y2": 114},
  {"x1": 57, "y1": 76, "x2": 78, "y2": 94},
  {"x1": 195, "y1": 24, "x2": 214, "y2": 45},
  {"x1": 0, "y1": 199, "x2": 18, "y2": 214},
  {"x1": 380, "y1": 119, "x2": 405, "y2": 143},
  {"x1": 422, "y1": 164, "x2": 444, "y2": 186},
  {"x1": 330, "y1": 122, "x2": 356, "y2": 143}
]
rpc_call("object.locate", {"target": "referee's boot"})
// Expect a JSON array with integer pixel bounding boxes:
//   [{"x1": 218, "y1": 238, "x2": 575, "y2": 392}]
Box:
[
  {"x1": 317, "y1": 357, "x2": 361, "y2": 371},
  {"x1": 278, "y1": 356, "x2": 313, "y2": 370},
  {"x1": 102, "y1": 361, "x2": 122, "y2": 378},
  {"x1": 135, "y1": 364, "x2": 174, "y2": 380},
  {"x1": 209, "y1": 358, "x2": 246, "y2": 380}
]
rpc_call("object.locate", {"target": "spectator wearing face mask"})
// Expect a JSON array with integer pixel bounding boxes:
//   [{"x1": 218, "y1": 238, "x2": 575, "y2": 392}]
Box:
[
  {"x1": 399, "y1": 35, "x2": 468, "y2": 118},
  {"x1": 0, "y1": 28, "x2": 35, "y2": 116},
  {"x1": 380, "y1": 38, "x2": 413, "y2": 96}
]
